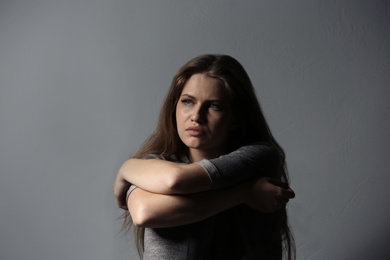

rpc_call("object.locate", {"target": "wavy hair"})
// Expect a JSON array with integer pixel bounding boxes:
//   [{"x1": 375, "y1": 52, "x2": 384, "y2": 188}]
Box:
[{"x1": 121, "y1": 54, "x2": 295, "y2": 259}]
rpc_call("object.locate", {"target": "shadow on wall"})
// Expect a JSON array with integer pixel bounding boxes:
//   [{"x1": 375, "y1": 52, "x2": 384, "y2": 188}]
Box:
[{"x1": 350, "y1": 229, "x2": 390, "y2": 259}]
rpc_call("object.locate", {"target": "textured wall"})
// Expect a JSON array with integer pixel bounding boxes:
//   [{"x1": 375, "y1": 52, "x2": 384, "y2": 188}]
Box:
[{"x1": 0, "y1": 0, "x2": 389, "y2": 259}]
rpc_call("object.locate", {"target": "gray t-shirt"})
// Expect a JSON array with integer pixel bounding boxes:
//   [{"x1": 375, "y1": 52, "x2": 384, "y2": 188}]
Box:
[{"x1": 129, "y1": 142, "x2": 283, "y2": 260}]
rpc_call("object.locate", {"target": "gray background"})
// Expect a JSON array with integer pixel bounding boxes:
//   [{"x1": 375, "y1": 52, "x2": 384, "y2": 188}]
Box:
[{"x1": 0, "y1": 0, "x2": 389, "y2": 259}]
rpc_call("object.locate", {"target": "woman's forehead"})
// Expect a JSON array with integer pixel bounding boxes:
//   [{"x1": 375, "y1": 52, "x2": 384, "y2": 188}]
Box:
[{"x1": 180, "y1": 74, "x2": 229, "y2": 100}]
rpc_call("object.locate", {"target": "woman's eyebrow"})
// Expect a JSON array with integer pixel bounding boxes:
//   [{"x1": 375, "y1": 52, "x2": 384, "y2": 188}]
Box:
[
  {"x1": 180, "y1": 94, "x2": 223, "y2": 102},
  {"x1": 180, "y1": 94, "x2": 195, "y2": 98}
]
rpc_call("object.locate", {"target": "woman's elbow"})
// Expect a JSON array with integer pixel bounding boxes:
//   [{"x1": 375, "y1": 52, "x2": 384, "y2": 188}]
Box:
[
  {"x1": 163, "y1": 164, "x2": 209, "y2": 194},
  {"x1": 163, "y1": 167, "x2": 187, "y2": 194},
  {"x1": 127, "y1": 190, "x2": 155, "y2": 227},
  {"x1": 128, "y1": 201, "x2": 154, "y2": 227}
]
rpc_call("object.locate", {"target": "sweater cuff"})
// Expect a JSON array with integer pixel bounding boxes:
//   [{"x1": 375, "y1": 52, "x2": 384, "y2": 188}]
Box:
[
  {"x1": 126, "y1": 185, "x2": 138, "y2": 202},
  {"x1": 194, "y1": 159, "x2": 222, "y2": 189}
]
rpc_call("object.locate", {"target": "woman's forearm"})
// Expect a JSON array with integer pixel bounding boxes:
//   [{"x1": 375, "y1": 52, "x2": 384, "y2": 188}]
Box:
[
  {"x1": 127, "y1": 184, "x2": 245, "y2": 228},
  {"x1": 127, "y1": 177, "x2": 295, "y2": 228},
  {"x1": 118, "y1": 142, "x2": 280, "y2": 195},
  {"x1": 118, "y1": 158, "x2": 212, "y2": 194}
]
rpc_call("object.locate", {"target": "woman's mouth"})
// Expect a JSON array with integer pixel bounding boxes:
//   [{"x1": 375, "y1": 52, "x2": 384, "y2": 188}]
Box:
[{"x1": 186, "y1": 127, "x2": 204, "y2": 136}]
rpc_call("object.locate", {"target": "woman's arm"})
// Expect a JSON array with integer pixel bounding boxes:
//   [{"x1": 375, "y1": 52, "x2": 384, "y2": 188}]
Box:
[
  {"x1": 117, "y1": 158, "x2": 212, "y2": 194},
  {"x1": 114, "y1": 142, "x2": 281, "y2": 207},
  {"x1": 128, "y1": 177, "x2": 295, "y2": 228},
  {"x1": 128, "y1": 183, "x2": 242, "y2": 228},
  {"x1": 113, "y1": 160, "x2": 212, "y2": 209},
  {"x1": 113, "y1": 159, "x2": 211, "y2": 209}
]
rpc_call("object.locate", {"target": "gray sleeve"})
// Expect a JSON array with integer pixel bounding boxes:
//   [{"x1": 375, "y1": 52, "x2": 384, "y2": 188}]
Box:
[
  {"x1": 194, "y1": 142, "x2": 281, "y2": 189},
  {"x1": 126, "y1": 184, "x2": 138, "y2": 202}
]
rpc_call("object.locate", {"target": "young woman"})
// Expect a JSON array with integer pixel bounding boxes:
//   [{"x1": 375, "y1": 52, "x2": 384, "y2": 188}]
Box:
[{"x1": 113, "y1": 54, "x2": 296, "y2": 259}]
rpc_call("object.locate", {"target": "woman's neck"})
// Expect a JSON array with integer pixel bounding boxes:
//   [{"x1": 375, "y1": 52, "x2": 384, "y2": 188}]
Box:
[{"x1": 187, "y1": 148, "x2": 225, "y2": 162}]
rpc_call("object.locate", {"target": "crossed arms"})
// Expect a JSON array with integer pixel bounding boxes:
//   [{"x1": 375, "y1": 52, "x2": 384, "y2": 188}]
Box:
[{"x1": 113, "y1": 143, "x2": 295, "y2": 228}]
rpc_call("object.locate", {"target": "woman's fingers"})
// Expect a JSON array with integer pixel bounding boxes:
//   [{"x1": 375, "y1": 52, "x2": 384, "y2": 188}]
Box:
[
  {"x1": 113, "y1": 174, "x2": 131, "y2": 210},
  {"x1": 282, "y1": 187, "x2": 295, "y2": 199}
]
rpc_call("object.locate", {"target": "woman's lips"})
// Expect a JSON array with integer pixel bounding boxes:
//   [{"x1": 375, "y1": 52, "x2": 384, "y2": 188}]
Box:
[{"x1": 186, "y1": 127, "x2": 204, "y2": 136}]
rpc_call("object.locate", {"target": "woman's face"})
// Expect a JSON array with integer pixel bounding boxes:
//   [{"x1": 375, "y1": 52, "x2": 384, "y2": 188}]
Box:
[{"x1": 176, "y1": 74, "x2": 235, "y2": 162}]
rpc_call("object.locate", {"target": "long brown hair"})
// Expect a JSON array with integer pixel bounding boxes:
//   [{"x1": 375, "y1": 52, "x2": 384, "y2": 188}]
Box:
[{"x1": 121, "y1": 54, "x2": 295, "y2": 259}]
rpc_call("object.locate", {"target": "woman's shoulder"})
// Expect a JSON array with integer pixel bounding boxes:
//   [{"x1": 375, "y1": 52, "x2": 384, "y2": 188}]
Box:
[{"x1": 142, "y1": 154, "x2": 165, "y2": 160}]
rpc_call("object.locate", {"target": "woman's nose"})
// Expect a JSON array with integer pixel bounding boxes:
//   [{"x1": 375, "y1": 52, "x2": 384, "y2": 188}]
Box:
[{"x1": 191, "y1": 106, "x2": 206, "y2": 123}]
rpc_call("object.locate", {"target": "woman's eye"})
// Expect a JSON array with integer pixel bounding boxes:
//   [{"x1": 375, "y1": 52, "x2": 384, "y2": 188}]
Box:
[
  {"x1": 209, "y1": 103, "x2": 222, "y2": 110},
  {"x1": 181, "y1": 99, "x2": 193, "y2": 106}
]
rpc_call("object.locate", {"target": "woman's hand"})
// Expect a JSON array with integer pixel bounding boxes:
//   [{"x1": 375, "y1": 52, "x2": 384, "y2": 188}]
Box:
[
  {"x1": 244, "y1": 177, "x2": 295, "y2": 213},
  {"x1": 113, "y1": 170, "x2": 131, "y2": 210}
]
